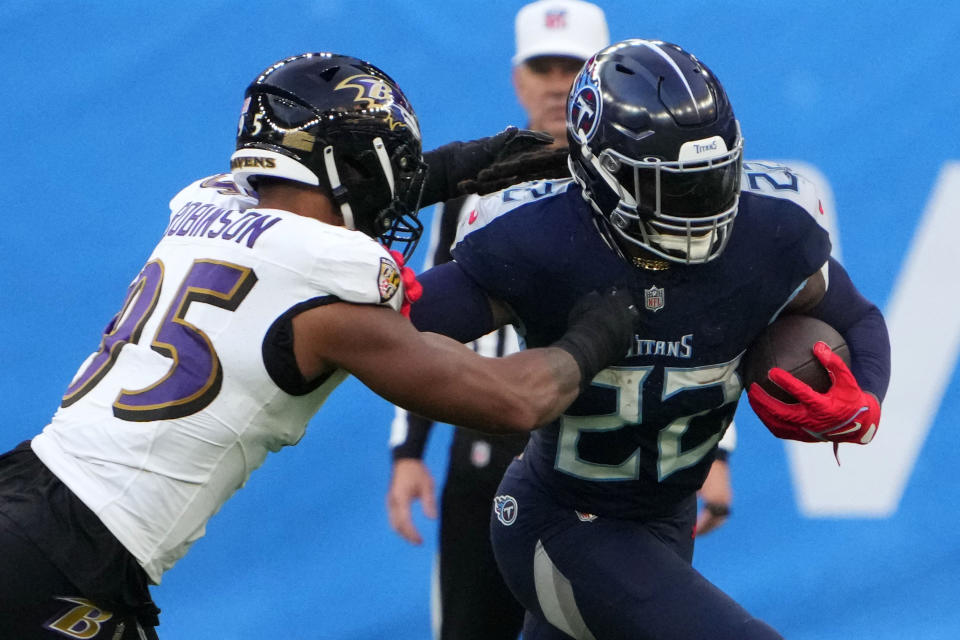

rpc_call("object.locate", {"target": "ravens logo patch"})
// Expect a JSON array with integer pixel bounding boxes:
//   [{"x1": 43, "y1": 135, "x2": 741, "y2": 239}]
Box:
[{"x1": 378, "y1": 257, "x2": 401, "y2": 303}]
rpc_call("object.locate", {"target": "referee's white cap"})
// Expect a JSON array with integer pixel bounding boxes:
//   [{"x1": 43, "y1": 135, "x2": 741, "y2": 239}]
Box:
[{"x1": 513, "y1": 0, "x2": 610, "y2": 65}]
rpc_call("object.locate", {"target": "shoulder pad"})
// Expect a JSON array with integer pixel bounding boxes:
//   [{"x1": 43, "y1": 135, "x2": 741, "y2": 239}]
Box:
[
  {"x1": 741, "y1": 161, "x2": 827, "y2": 220},
  {"x1": 742, "y1": 160, "x2": 841, "y2": 258},
  {"x1": 455, "y1": 179, "x2": 573, "y2": 245},
  {"x1": 303, "y1": 225, "x2": 404, "y2": 312}
]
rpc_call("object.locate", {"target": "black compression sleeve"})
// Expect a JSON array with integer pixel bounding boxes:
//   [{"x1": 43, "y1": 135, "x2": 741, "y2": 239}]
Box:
[
  {"x1": 808, "y1": 258, "x2": 891, "y2": 401},
  {"x1": 420, "y1": 129, "x2": 553, "y2": 205},
  {"x1": 553, "y1": 288, "x2": 637, "y2": 392},
  {"x1": 391, "y1": 413, "x2": 433, "y2": 460},
  {"x1": 409, "y1": 261, "x2": 496, "y2": 343},
  {"x1": 421, "y1": 141, "x2": 491, "y2": 207}
]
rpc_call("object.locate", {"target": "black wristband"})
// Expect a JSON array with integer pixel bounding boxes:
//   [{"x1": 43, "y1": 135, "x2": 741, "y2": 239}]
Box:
[
  {"x1": 704, "y1": 503, "x2": 731, "y2": 517},
  {"x1": 553, "y1": 326, "x2": 617, "y2": 392},
  {"x1": 553, "y1": 288, "x2": 637, "y2": 392},
  {"x1": 390, "y1": 413, "x2": 432, "y2": 460}
]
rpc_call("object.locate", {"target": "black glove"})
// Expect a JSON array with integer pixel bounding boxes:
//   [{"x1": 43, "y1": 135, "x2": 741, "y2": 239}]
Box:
[
  {"x1": 420, "y1": 127, "x2": 554, "y2": 206},
  {"x1": 457, "y1": 147, "x2": 570, "y2": 196},
  {"x1": 553, "y1": 287, "x2": 639, "y2": 392}
]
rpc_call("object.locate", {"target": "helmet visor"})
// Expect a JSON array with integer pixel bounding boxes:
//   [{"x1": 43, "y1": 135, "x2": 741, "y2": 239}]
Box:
[
  {"x1": 595, "y1": 131, "x2": 743, "y2": 264},
  {"x1": 604, "y1": 137, "x2": 743, "y2": 221}
]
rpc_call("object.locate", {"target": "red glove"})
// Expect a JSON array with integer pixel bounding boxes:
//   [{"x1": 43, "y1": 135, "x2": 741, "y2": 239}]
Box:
[
  {"x1": 387, "y1": 249, "x2": 422, "y2": 318},
  {"x1": 747, "y1": 342, "x2": 880, "y2": 444}
]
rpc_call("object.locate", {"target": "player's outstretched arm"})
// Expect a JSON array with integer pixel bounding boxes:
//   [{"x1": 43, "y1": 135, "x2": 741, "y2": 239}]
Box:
[
  {"x1": 292, "y1": 288, "x2": 635, "y2": 434},
  {"x1": 420, "y1": 127, "x2": 554, "y2": 206}
]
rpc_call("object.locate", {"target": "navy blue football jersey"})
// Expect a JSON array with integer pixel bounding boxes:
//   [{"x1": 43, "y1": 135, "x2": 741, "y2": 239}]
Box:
[{"x1": 451, "y1": 167, "x2": 831, "y2": 518}]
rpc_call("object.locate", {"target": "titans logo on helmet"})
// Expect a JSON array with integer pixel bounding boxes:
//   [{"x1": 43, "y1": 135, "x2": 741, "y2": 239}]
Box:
[
  {"x1": 568, "y1": 61, "x2": 601, "y2": 144},
  {"x1": 334, "y1": 74, "x2": 420, "y2": 137}
]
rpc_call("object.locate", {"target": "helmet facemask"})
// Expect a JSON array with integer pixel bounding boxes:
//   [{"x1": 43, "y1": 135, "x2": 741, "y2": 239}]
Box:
[
  {"x1": 320, "y1": 134, "x2": 426, "y2": 261},
  {"x1": 590, "y1": 127, "x2": 743, "y2": 264}
]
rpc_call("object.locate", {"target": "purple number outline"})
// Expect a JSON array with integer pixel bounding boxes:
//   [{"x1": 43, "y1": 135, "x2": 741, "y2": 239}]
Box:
[
  {"x1": 113, "y1": 259, "x2": 257, "y2": 422},
  {"x1": 62, "y1": 260, "x2": 164, "y2": 407}
]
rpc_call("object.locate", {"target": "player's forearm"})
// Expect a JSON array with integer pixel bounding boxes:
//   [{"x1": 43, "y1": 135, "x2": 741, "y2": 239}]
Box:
[
  {"x1": 449, "y1": 346, "x2": 581, "y2": 434},
  {"x1": 808, "y1": 258, "x2": 891, "y2": 400},
  {"x1": 486, "y1": 347, "x2": 582, "y2": 431},
  {"x1": 378, "y1": 333, "x2": 576, "y2": 434},
  {"x1": 837, "y1": 306, "x2": 889, "y2": 401},
  {"x1": 455, "y1": 287, "x2": 640, "y2": 431}
]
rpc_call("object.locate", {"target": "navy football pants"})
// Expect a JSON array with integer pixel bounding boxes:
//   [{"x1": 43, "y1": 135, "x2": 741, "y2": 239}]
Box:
[{"x1": 490, "y1": 458, "x2": 782, "y2": 640}]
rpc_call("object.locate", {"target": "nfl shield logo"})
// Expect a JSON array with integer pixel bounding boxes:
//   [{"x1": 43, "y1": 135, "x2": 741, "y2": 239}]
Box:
[{"x1": 644, "y1": 285, "x2": 665, "y2": 312}]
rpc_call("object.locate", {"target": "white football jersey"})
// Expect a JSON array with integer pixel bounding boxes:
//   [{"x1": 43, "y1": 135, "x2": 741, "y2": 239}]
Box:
[{"x1": 32, "y1": 174, "x2": 403, "y2": 583}]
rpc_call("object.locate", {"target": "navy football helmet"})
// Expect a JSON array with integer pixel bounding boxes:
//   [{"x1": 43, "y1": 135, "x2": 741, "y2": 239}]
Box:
[
  {"x1": 566, "y1": 40, "x2": 743, "y2": 264},
  {"x1": 231, "y1": 53, "x2": 426, "y2": 259}
]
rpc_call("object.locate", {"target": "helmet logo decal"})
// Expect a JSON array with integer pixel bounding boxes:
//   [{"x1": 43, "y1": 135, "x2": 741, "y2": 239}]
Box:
[
  {"x1": 335, "y1": 74, "x2": 420, "y2": 137},
  {"x1": 570, "y1": 86, "x2": 600, "y2": 142},
  {"x1": 568, "y1": 58, "x2": 602, "y2": 143},
  {"x1": 336, "y1": 74, "x2": 394, "y2": 107}
]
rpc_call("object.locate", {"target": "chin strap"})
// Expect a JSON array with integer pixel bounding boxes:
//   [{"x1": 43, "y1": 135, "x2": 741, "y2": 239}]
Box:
[
  {"x1": 323, "y1": 145, "x2": 355, "y2": 230},
  {"x1": 372, "y1": 137, "x2": 395, "y2": 196}
]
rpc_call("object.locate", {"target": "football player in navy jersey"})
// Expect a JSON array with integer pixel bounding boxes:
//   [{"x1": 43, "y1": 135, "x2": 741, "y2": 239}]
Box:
[{"x1": 408, "y1": 39, "x2": 891, "y2": 639}]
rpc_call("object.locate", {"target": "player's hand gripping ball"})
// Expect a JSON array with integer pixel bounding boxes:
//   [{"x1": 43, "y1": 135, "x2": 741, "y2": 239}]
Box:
[{"x1": 742, "y1": 315, "x2": 879, "y2": 444}]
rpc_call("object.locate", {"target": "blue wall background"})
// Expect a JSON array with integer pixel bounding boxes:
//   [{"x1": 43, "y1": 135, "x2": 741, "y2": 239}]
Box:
[{"x1": 1, "y1": 2, "x2": 957, "y2": 638}]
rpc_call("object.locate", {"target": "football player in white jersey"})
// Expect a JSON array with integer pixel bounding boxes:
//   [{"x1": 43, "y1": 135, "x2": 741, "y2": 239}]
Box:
[{"x1": 0, "y1": 52, "x2": 639, "y2": 639}]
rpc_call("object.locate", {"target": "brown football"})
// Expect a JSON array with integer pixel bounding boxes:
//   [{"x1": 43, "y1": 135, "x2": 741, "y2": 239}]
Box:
[{"x1": 741, "y1": 315, "x2": 851, "y2": 403}]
